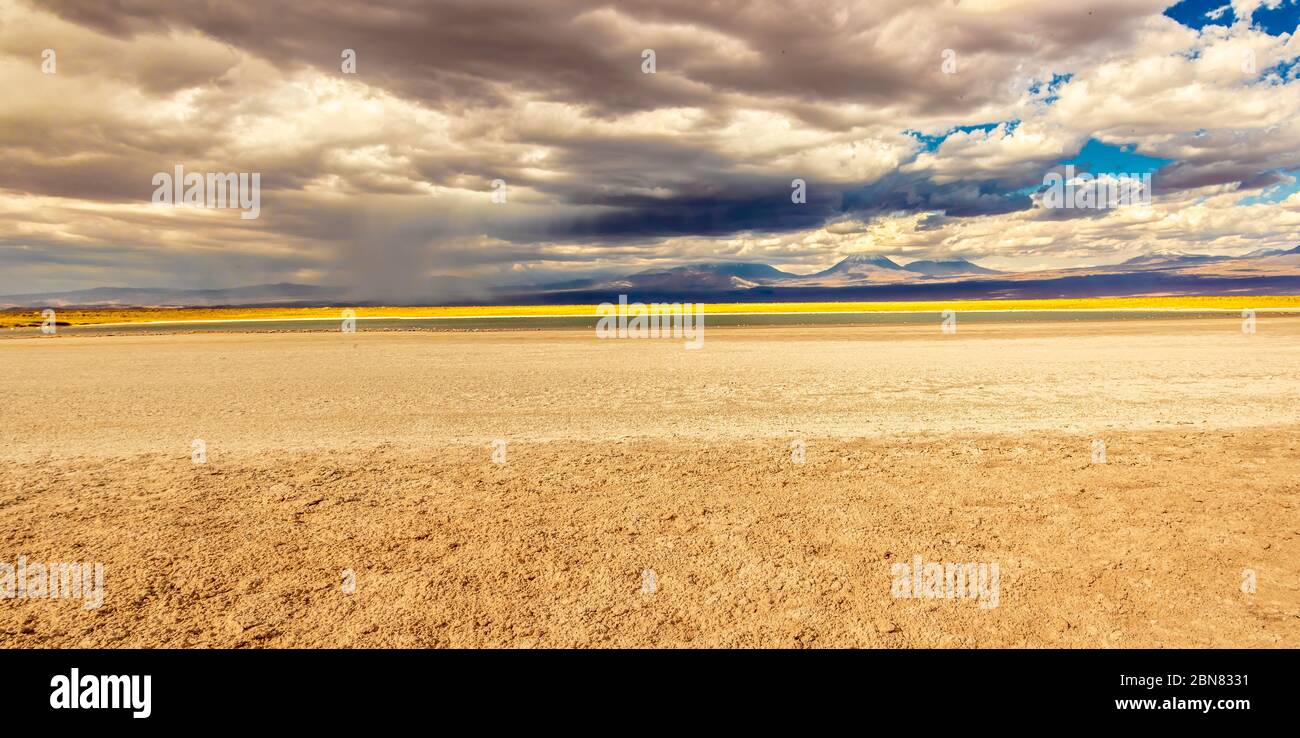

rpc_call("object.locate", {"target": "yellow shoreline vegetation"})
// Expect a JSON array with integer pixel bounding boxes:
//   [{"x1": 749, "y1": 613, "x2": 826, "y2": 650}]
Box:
[{"x1": 3, "y1": 295, "x2": 1299, "y2": 328}]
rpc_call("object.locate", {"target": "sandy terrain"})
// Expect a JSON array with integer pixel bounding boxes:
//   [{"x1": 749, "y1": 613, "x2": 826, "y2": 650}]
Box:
[{"x1": 1, "y1": 319, "x2": 1297, "y2": 647}]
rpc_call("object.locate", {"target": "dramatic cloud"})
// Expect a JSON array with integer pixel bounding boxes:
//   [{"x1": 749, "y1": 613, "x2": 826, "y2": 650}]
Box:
[{"x1": 1, "y1": 0, "x2": 1297, "y2": 295}]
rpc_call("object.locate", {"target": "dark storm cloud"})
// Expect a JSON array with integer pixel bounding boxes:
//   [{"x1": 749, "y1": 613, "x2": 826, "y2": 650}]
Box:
[
  {"x1": 552, "y1": 184, "x2": 840, "y2": 241},
  {"x1": 841, "y1": 172, "x2": 1033, "y2": 219},
  {"x1": 36, "y1": 0, "x2": 1164, "y2": 116},
  {"x1": 3, "y1": 0, "x2": 1298, "y2": 295}
]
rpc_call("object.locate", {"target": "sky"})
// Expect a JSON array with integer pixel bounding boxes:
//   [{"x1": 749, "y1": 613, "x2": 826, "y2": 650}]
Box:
[{"x1": 1, "y1": 0, "x2": 1299, "y2": 299}]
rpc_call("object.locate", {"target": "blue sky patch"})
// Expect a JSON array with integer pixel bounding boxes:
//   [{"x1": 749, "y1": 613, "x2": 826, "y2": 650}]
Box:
[
  {"x1": 1061, "y1": 139, "x2": 1171, "y2": 176},
  {"x1": 907, "y1": 121, "x2": 1020, "y2": 152},
  {"x1": 1164, "y1": 0, "x2": 1235, "y2": 30},
  {"x1": 1252, "y1": 1, "x2": 1300, "y2": 36},
  {"x1": 1262, "y1": 57, "x2": 1299, "y2": 84},
  {"x1": 1029, "y1": 73, "x2": 1073, "y2": 105},
  {"x1": 1166, "y1": 0, "x2": 1299, "y2": 35}
]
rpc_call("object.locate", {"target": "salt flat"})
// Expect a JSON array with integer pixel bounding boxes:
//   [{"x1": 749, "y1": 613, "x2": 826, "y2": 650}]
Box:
[{"x1": 1, "y1": 319, "x2": 1296, "y2": 646}]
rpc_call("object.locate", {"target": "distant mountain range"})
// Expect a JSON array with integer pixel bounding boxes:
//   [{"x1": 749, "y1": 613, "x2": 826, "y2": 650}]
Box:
[
  {"x1": 3, "y1": 247, "x2": 1298, "y2": 308},
  {"x1": 538, "y1": 254, "x2": 1005, "y2": 293},
  {"x1": 1118, "y1": 247, "x2": 1299, "y2": 267},
  {"x1": 502, "y1": 247, "x2": 1300, "y2": 301},
  {"x1": 896, "y1": 258, "x2": 1002, "y2": 277}
]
